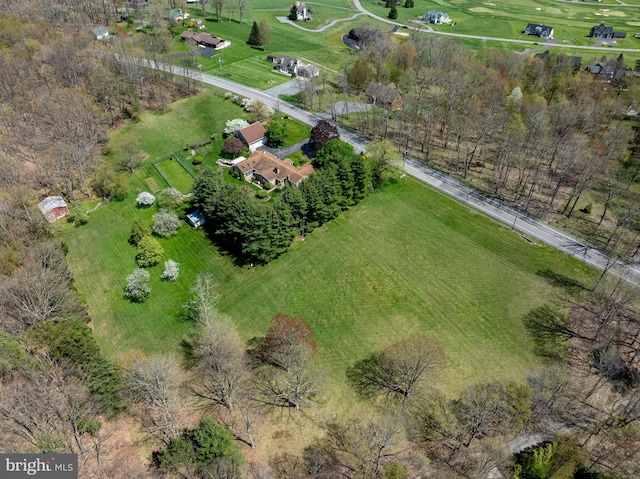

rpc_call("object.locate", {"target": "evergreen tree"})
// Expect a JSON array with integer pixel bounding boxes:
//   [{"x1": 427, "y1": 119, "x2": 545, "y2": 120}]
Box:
[
  {"x1": 282, "y1": 184, "x2": 309, "y2": 221},
  {"x1": 247, "y1": 21, "x2": 262, "y2": 46},
  {"x1": 351, "y1": 154, "x2": 370, "y2": 202},
  {"x1": 191, "y1": 168, "x2": 225, "y2": 218},
  {"x1": 404, "y1": 0, "x2": 414, "y2": 7},
  {"x1": 336, "y1": 159, "x2": 355, "y2": 208},
  {"x1": 289, "y1": 4, "x2": 298, "y2": 21},
  {"x1": 389, "y1": 4, "x2": 398, "y2": 19},
  {"x1": 317, "y1": 167, "x2": 342, "y2": 222}
]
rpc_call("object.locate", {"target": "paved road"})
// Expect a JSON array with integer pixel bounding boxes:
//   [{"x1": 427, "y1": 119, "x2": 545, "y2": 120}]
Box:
[
  {"x1": 134, "y1": 57, "x2": 640, "y2": 285},
  {"x1": 276, "y1": 12, "x2": 363, "y2": 32}
]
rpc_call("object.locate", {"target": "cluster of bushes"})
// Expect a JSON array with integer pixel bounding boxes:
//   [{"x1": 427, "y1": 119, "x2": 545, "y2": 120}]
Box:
[
  {"x1": 191, "y1": 138, "x2": 390, "y2": 265},
  {"x1": 125, "y1": 188, "x2": 184, "y2": 302}
]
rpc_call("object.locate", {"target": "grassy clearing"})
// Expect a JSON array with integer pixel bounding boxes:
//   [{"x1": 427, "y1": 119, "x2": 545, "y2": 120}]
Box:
[
  {"x1": 155, "y1": 156, "x2": 196, "y2": 193},
  {"x1": 67, "y1": 172, "x2": 596, "y2": 400},
  {"x1": 66, "y1": 88, "x2": 598, "y2": 401}
]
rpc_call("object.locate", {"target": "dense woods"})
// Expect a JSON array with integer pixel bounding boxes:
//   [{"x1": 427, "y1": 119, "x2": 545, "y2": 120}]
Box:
[{"x1": 2, "y1": 2, "x2": 640, "y2": 477}]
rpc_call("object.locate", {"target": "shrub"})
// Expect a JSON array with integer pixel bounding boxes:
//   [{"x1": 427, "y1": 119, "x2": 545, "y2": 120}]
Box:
[
  {"x1": 136, "y1": 191, "x2": 155, "y2": 207},
  {"x1": 125, "y1": 268, "x2": 151, "y2": 302},
  {"x1": 29, "y1": 318, "x2": 100, "y2": 366},
  {"x1": 161, "y1": 260, "x2": 180, "y2": 281},
  {"x1": 68, "y1": 207, "x2": 89, "y2": 227},
  {"x1": 193, "y1": 155, "x2": 203, "y2": 165},
  {"x1": 222, "y1": 137, "x2": 245, "y2": 157},
  {"x1": 223, "y1": 118, "x2": 250, "y2": 137},
  {"x1": 136, "y1": 236, "x2": 163, "y2": 267},
  {"x1": 153, "y1": 210, "x2": 181, "y2": 237},
  {"x1": 256, "y1": 190, "x2": 269, "y2": 199},
  {"x1": 156, "y1": 188, "x2": 184, "y2": 210},
  {"x1": 129, "y1": 219, "x2": 151, "y2": 246}
]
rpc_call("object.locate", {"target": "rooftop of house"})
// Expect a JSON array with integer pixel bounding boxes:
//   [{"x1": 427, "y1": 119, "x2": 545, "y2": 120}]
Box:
[
  {"x1": 92, "y1": 26, "x2": 108, "y2": 36},
  {"x1": 238, "y1": 121, "x2": 267, "y2": 145},
  {"x1": 235, "y1": 151, "x2": 314, "y2": 184},
  {"x1": 365, "y1": 82, "x2": 402, "y2": 105},
  {"x1": 38, "y1": 196, "x2": 67, "y2": 215},
  {"x1": 180, "y1": 31, "x2": 225, "y2": 45}
]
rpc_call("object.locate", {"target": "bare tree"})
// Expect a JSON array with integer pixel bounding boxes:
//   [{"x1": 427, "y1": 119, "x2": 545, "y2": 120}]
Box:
[
  {"x1": 189, "y1": 316, "x2": 249, "y2": 412},
  {"x1": 182, "y1": 274, "x2": 219, "y2": 324},
  {"x1": 346, "y1": 334, "x2": 444, "y2": 403},
  {"x1": 254, "y1": 363, "x2": 323, "y2": 411},
  {"x1": 121, "y1": 354, "x2": 183, "y2": 445}
]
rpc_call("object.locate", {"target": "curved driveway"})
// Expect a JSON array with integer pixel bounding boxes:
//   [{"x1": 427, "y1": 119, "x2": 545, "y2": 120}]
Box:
[{"x1": 138, "y1": 57, "x2": 640, "y2": 285}]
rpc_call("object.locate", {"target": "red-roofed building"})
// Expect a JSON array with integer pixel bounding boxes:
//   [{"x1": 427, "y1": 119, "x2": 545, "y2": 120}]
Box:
[
  {"x1": 233, "y1": 151, "x2": 314, "y2": 188},
  {"x1": 237, "y1": 121, "x2": 267, "y2": 152}
]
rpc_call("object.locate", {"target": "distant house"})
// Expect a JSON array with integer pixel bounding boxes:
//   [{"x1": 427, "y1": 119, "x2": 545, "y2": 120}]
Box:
[
  {"x1": 424, "y1": 10, "x2": 451, "y2": 25},
  {"x1": 271, "y1": 55, "x2": 304, "y2": 75},
  {"x1": 180, "y1": 31, "x2": 230, "y2": 49},
  {"x1": 589, "y1": 23, "x2": 614, "y2": 39},
  {"x1": 168, "y1": 8, "x2": 190, "y2": 22},
  {"x1": 233, "y1": 151, "x2": 315, "y2": 188},
  {"x1": 524, "y1": 23, "x2": 554, "y2": 39},
  {"x1": 586, "y1": 61, "x2": 629, "y2": 84},
  {"x1": 365, "y1": 82, "x2": 403, "y2": 110},
  {"x1": 237, "y1": 122, "x2": 267, "y2": 152},
  {"x1": 91, "y1": 26, "x2": 109, "y2": 41},
  {"x1": 534, "y1": 50, "x2": 582, "y2": 69},
  {"x1": 293, "y1": 1, "x2": 311, "y2": 21},
  {"x1": 186, "y1": 210, "x2": 206, "y2": 227},
  {"x1": 38, "y1": 196, "x2": 69, "y2": 223}
]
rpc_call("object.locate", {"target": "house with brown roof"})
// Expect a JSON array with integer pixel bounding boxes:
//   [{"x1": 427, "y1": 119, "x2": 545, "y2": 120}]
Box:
[
  {"x1": 38, "y1": 196, "x2": 69, "y2": 222},
  {"x1": 180, "y1": 31, "x2": 230, "y2": 49},
  {"x1": 233, "y1": 151, "x2": 315, "y2": 188},
  {"x1": 237, "y1": 121, "x2": 266, "y2": 152},
  {"x1": 365, "y1": 82, "x2": 403, "y2": 110}
]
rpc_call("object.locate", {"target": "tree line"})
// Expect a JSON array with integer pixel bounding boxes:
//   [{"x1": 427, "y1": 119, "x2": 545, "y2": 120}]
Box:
[{"x1": 333, "y1": 26, "x2": 640, "y2": 259}]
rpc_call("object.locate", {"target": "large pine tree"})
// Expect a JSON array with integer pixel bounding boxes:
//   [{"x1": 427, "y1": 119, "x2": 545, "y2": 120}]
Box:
[{"x1": 247, "y1": 21, "x2": 262, "y2": 46}]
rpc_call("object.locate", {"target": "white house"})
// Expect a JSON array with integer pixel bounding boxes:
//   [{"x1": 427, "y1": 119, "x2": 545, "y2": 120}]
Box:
[{"x1": 424, "y1": 10, "x2": 451, "y2": 25}]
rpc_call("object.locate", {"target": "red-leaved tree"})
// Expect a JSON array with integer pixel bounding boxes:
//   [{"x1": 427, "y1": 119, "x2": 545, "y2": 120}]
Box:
[
  {"x1": 222, "y1": 137, "x2": 246, "y2": 157},
  {"x1": 257, "y1": 313, "x2": 317, "y2": 371},
  {"x1": 309, "y1": 120, "x2": 340, "y2": 152}
]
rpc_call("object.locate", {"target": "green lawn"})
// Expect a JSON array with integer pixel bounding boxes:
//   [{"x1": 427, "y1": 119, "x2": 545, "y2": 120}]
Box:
[
  {"x1": 66, "y1": 171, "x2": 595, "y2": 399},
  {"x1": 155, "y1": 156, "x2": 196, "y2": 193}
]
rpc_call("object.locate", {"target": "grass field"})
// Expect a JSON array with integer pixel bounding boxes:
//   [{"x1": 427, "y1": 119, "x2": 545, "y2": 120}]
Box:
[
  {"x1": 155, "y1": 156, "x2": 196, "y2": 193},
  {"x1": 65, "y1": 88, "x2": 598, "y2": 402},
  {"x1": 66, "y1": 173, "x2": 596, "y2": 399}
]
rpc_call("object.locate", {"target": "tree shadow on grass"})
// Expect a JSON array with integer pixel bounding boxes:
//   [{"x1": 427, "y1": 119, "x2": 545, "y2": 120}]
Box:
[{"x1": 536, "y1": 269, "x2": 586, "y2": 294}]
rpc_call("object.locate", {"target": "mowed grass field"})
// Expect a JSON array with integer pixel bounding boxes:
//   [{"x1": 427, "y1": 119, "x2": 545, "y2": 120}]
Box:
[
  {"x1": 66, "y1": 173, "x2": 595, "y2": 398},
  {"x1": 155, "y1": 156, "x2": 196, "y2": 193}
]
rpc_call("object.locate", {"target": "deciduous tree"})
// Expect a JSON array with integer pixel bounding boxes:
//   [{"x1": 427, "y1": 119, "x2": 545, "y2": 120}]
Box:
[
  {"x1": 124, "y1": 268, "x2": 151, "y2": 302},
  {"x1": 346, "y1": 334, "x2": 444, "y2": 403},
  {"x1": 309, "y1": 120, "x2": 340, "y2": 152},
  {"x1": 135, "y1": 236, "x2": 163, "y2": 268}
]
